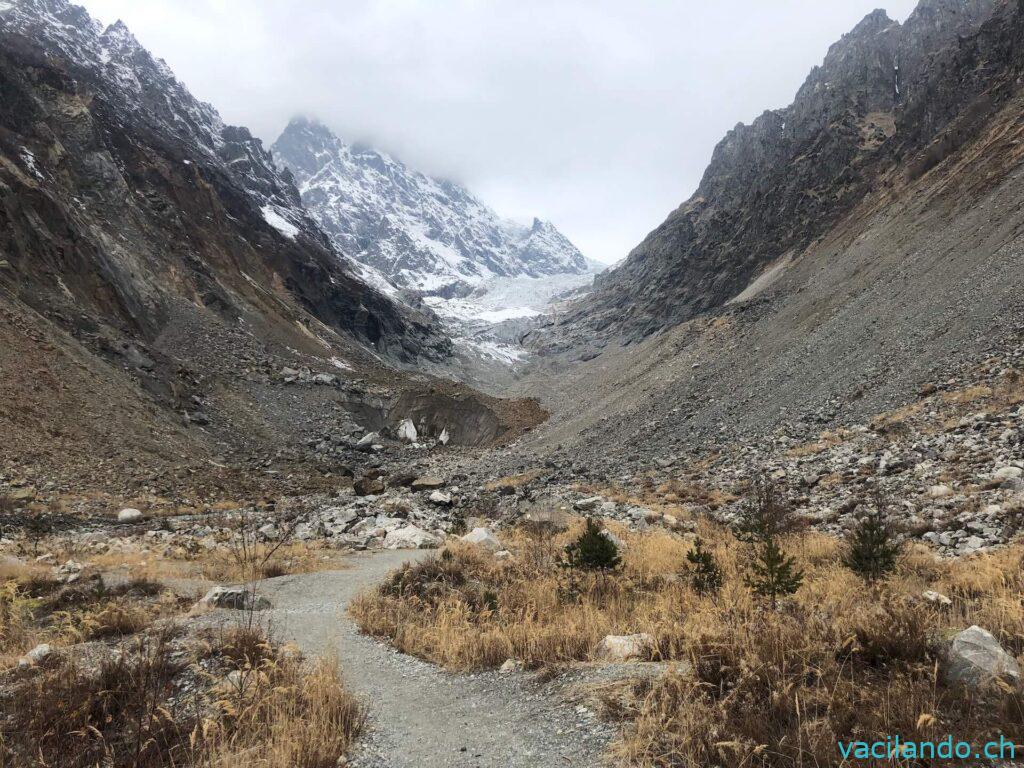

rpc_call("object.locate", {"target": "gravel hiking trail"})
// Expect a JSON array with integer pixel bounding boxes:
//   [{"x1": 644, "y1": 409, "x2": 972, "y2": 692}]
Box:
[{"x1": 253, "y1": 550, "x2": 613, "y2": 767}]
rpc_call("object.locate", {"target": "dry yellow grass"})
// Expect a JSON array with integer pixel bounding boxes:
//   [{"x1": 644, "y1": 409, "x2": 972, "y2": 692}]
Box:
[
  {"x1": 352, "y1": 519, "x2": 1024, "y2": 767},
  {"x1": 3, "y1": 624, "x2": 364, "y2": 768},
  {"x1": 784, "y1": 427, "x2": 857, "y2": 458},
  {"x1": 199, "y1": 648, "x2": 365, "y2": 767},
  {"x1": 482, "y1": 469, "x2": 547, "y2": 492}
]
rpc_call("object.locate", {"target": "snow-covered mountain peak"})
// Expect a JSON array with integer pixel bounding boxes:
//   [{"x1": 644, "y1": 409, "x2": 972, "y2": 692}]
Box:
[{"x1": 272, "y1": 117, "x2": 589, "y2": 296}]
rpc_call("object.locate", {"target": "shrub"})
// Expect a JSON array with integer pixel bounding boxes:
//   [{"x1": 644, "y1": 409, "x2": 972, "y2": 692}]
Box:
[
  {"x1": 747, "y1": 537, "x2": 804, "y2": 609},
  {"x1": 4, "y1": 629, "x2": 193, "y2": 768},
  {"x1": 843, "y1": 494, "x2": 902, "y2": 584},
  {"x1": 684, "y1": 537, "x2": 722, "y2": 595},
  {"x1": 561, "y1": 518, "x2": 621, "y2": 572}
]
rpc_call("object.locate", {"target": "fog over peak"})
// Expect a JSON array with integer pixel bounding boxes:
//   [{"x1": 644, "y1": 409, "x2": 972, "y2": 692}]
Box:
[{"x1": 79, "y1": 0, "x2": 918, "y2": 264}]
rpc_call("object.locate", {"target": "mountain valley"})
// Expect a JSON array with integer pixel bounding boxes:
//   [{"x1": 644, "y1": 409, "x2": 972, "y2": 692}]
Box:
[{"x1": 1, "y1": 0, "x2": 1023, "y2": 766}]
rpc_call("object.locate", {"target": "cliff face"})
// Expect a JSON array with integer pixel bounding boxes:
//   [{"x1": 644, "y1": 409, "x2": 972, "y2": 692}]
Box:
[
  {"x1": 557, "y1": 0, "x2": 1006, "y2": 345},
  {"x1": 0, "y1": 0, "x2": 450, "y2": 362}
]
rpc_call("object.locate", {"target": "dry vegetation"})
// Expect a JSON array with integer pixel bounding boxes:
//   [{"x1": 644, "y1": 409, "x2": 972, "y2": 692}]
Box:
[
  {"x1": 0, "y1": 621, "x2": 364, "y2": 767},
  {"x1": 0, "y1": 569, "x2": 181, "y2": 668},
  {"x1": 352, "y1": 518, "x2": 1024, "y2": 767}
]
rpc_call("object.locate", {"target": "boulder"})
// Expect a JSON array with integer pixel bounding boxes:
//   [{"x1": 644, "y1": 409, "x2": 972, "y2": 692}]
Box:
[
  {"x1": 993, "y1": 466, "x2": 1023, "y2": 485},
  {"x1": 322, "y1": 506, "x2": 359, "y2": 528},
  {"x1": 355, "y1": 432, "x2": 381, "y2": 452},
  {"x1": 944, "y1": 625, "x2": 1020, "y2": 690},
  {"x1": 117, "y1": 507, "x2": 144, "y2": 523},
  {"x1": 461, "y1": 527, "x2": 502, "y2": 551},
  {"x1": 922, "y1": 589, "x2": 952, "y2": 607},
  {"x1": 384, "y1": 525, "x2": 442, "y2": 550},
  {"x1": 198, "y1": 585, "x2": 272, "y2": 611},
  {"x1": 354, "y1": 476, "x2": 385, "y2": 496},
  {"x1": 595, "y1": 633, "x2": 655, "y2": 662},
  {"x1": 54, "y1": 560, "x2": 83, "y2": 583},
  {"x1": 8, "y1": 487, "x2": 36, "y2": 502},
  {"x1": 411, "y1": 475, "x2": 445, "y2": 491},
  {"x1": 356, "y1": 431, "x2": 378, "y2": 447},
  {"x1": 522, "y1": 508, "x2": 570, "y2": 531},
  {"x1": 397, "y1": 418, "x2": 418, "y2": 443},
  {"x1": 428, "y1": 490, "x2": 453, "y2": 506},
  {"x1": 18, "y1": 643, "x2": 53, "y2": 668}
]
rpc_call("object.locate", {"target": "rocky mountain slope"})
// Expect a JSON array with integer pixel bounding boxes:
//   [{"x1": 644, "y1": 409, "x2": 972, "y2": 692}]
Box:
[
  {"x1": 514, "y1": 0, "x2": 1024, "y2": 472},
  {"x1": 0, "y1": 0, "x2": 543, "y2": 497},
  {"x1": 551, "y1": 0, "x2": 1002, "y2": 346},
  {"x1": 271, "y1": 117, "x2": 589, "y2": 298}
]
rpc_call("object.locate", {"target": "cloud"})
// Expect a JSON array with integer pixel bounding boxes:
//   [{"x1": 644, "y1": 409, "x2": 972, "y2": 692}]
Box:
[{"x1": 79, "y1": 0, "x2": 919, "y2": 263}]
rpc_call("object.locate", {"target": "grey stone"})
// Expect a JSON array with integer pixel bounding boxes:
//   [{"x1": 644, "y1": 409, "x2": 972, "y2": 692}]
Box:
[
  {"x1": 198, "y1": 585, "x2": 272, "y2": 611},
  {"x1": 944, "y1": 626, "x2": 1020, "y2": 690}
]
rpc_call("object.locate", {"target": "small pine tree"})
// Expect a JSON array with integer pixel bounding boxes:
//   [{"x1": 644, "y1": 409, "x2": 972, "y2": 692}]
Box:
[
  {"x1": 685, "y1": 537, "x2": 722, "y2": 595},
  {"x1": 843, "y1": 494, "x2": 901, "y2": 584},
  {"x1": 562, "y1": 518, "x2": 621, "y2": 572},
  {"x1": 747, "y1": 537, "x2": 804, "y2": 609}
]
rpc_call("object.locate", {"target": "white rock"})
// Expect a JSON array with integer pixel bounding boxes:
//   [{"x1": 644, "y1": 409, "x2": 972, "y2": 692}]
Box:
[
  {"x1": 355, "y1": 432, "x2": 379, "y2": 447},
  {"x1": 922, "y1": 589, "x2": 952, "y2": 607},
  {"x1": 117, "y1": 507, "x2": 144, "y2": 523},
  {"x1": 198, "y1": 585, "x2": 272, "y2": 611},
  {"x1": 397, "y1": 418, "x2": 418, "y2": 443},
  {"x1": 384, "y1": 525, "x2": 441, "y2": 550},
  {"x1": 461, "y1": 527, "x2": 502, "y2": 551},
  {"x1": 944, "y1": 625, "x2": 1020, "y2": 689},
  {"x1": 18, "y1": 643, "x2": 53, "y2": 667},
  {"x1": 993, "y1": 466, "x2": 1023, "y2": 483},
  {"x1": 428, "y1": 490, "x2": 452, "y2": 505},
  {"x1": 595, "y1": 633, "x2": 655, "y2": 662},
  {"x1": 499, "y1": 658, "x2": 523, "y2": 674},
  {"x1": 927, "y1": 485, "x2": 953, "y2": 499}
]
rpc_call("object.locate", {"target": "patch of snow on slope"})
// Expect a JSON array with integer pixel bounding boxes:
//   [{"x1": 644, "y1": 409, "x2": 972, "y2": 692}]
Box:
[
  {"x1": 261, "y1": 205, "x2": 299, "y2": 240},
  {"x1": 20, "y1": 149, "x2": 43, "y2": 179},
  {"x1": 423, "y1": 269, "x2": 598, "y2": 365}
]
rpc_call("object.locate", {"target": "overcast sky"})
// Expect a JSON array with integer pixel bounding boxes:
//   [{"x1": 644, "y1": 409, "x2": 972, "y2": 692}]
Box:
[{"x1": 80, "y1": 0, "x2": 918, "y2": 264}]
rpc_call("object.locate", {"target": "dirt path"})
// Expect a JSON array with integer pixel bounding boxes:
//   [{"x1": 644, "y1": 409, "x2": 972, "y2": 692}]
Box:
[{"x1": 253, "y1": 550, "x2": 613, "y2": 767}]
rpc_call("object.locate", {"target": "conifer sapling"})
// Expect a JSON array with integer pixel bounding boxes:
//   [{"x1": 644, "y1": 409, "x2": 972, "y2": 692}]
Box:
[
  {"x1": 685, "y1": 537, "x2": 723, "y2": 595},
  {"x1": 562, "y1": 517, "x2": 621, "y2": 572}
]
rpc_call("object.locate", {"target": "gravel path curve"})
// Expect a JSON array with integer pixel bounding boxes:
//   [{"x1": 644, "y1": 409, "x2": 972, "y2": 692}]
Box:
[{"x1": 254, "y1": 550, "x2": 613, "y2": 767}]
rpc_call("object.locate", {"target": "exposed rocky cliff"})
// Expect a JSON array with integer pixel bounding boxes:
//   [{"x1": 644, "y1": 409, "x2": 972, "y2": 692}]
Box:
[
  {"x1": 272, "y1": 117, "x2": 588, "y2": 297},
  {"x1": 0, "y1": 0, "x2": 450, "y2": 362},
  {"x1": 553, "y1": 0, "x2": 1005, "y2": 346},
  {"x1": 0, "y1": 1, "x2": 550, "y2": 495}
]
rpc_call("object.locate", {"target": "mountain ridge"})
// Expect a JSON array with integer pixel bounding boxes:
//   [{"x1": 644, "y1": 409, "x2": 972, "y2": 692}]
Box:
[
  {"x1": 271, "y1": 116, "x2": 589, "y2": 298},
  {"x1": 546, "y1": 0, "x2": 1002, "y2": 347}
]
